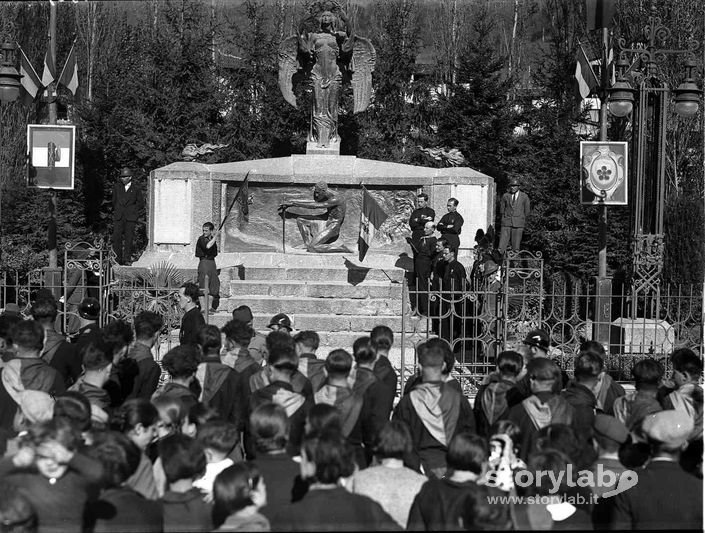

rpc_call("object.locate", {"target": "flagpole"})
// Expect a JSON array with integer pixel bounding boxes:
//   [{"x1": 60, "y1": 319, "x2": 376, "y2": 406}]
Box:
[
  {"x1": 597, "y1": 26, "x2": 609, "y2": 278},
  {"x1": 47, "y1": 1, "x2": 58, "y2": 270}
]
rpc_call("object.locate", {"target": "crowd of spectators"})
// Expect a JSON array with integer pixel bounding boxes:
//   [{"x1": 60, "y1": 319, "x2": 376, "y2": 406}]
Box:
[{"x1": 0, "y1": 290, "x2": 701, "y2": 531}]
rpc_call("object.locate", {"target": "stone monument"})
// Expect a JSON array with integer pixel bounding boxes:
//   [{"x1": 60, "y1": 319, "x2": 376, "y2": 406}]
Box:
[{"x1": 134, "y1": 1, "x2": 496, "y2": 368}]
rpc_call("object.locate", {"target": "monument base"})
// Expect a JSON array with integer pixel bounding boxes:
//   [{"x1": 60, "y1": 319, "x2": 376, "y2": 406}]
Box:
[
  {"x1": 306, "y1": 140, "x2": 340, "y2": 155},
  {"x1": 609, "y1": 317, "x2": 675, "y2": 356}
]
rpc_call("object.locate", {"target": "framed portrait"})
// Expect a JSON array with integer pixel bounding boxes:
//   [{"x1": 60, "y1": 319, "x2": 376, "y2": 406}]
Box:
[
  {"x1": 27, "y1": 124, "x2": 76, "y2": 190},
  {"x1": 580, "y1": 141, "x2": 628, "y2": 205}
]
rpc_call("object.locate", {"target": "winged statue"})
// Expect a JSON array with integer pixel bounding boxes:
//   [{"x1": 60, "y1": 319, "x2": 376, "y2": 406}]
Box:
[{"x1": 278, "y1": 1, "x2": 376, "y2": 148}]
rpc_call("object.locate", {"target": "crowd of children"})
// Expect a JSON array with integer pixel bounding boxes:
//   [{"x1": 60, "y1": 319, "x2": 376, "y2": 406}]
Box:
[{"x1": 0, "y1": 290, "x2": 702, "y2": 532}]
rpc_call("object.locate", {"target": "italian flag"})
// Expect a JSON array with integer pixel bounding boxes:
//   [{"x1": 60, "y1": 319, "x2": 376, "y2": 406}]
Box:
[{"x1": 358, "y1": 187, "x2": 388, "y2": 262}]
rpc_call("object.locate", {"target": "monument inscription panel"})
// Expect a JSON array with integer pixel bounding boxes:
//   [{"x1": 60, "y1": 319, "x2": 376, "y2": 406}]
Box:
[{"x1": 153, "y1": 179, "x2": 192, "y2": 244}]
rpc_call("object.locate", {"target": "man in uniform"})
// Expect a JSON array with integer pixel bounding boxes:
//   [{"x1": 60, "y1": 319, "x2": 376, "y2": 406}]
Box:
[{"x1": 436, "y1": 197, "x2": 464, "y2": 254}]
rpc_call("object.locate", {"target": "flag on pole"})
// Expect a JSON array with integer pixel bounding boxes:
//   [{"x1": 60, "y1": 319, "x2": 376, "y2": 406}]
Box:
[
  {"x1": 58, "y1": 41, "x2": 78, "y2": 95},
  {"x1": 238, "y1": 173, "x2": 250, "y2": 223},
  {"x1": 41, "y1": 42, "x2": 55, "y2": 87},
  {"x1": 17, "y1": 44, "x2": 41, "y2": 105},
  {"x1": 358, "y1": 187, "x2": 388, "y2": 262},
  {"x1": 586, "y1": 0, "x2": 616, "y2": 31},
  {"x1": 575, "y1": 43, "x2": 599, "y2": 99}
]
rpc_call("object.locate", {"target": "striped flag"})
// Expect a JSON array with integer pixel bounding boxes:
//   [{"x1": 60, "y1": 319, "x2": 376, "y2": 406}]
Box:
[
  {"x1": 41, "y1": 43, "x2": 55, "y2": 87},
  {"x1": 575, "y1": 43, "x2": 599, "y2": 99},
  {"x1": 17, "y1": 44, "x2": 41, "y2": 105},
  {"x1": 58, "y1": 41, "x2": 78, "y2": 95},
  {"x1": 358, "y1": 187, "x2": 388, "y2": 262}
]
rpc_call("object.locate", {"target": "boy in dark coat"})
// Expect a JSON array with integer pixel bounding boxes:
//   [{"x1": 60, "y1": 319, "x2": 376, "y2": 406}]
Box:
[
  {"x1": 125, "y1": 311, "x2": 163, "y2": 401},
  {"x1": 474, "y1": 350, "x2": 524, "y2": 438},
  {"x1": 156, "y1": 345, "x2": 200, "y2": 413},
  {"x1": 315, "y1": 349, "x2": 381, "y2": 469},
  {"x1": 370, "y1": 325, "x2": 398, "y2": 416},
  {"x1": 507, "y1": 358, "x2": 574, "y2": 461},
  {"x1": 561, "y1": 350, "x2": 601, "y2": 442},
  {"x1": 393, "y1": 341, "x2": 475, "y2": 477},
  {"x1": 246, "y1": 345, "x2": 313, "y2": 459},
  {"x1": 159, "y1": 434, "x2": 212, "y2": 532},
  {"x1": 294, "y1": 330, "x2": 327, "y2": 392},
  {"x1": 195, "y1": 325, "x2": 242, "y2": 426}
]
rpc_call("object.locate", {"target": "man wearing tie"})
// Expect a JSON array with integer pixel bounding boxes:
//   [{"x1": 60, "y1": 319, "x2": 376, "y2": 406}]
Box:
[
  {"x1": 499, "y1": 178, "x2": 530, "y2": 254},
  {"x1": 112, "y1": 167, "x2": 143, "y2": 265}
]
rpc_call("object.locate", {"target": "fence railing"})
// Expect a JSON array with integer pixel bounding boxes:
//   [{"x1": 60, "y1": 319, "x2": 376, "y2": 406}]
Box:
[{"x1": 401, "y1": 255, "x2": 703, "y2": 397}]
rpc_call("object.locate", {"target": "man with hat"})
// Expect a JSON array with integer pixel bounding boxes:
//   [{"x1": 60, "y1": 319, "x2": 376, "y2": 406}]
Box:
[
  {"x1": 112, "y1": 167, "x2": 143, "y2": 265},
  {"x1": 268, "y1": 313, "x2": 293, "y2": 334},
  {"x1": 498, "y1": 177, "x2": 530, "y2": 254},
  {"x1": 609, "y1": 410, "x2": 702, "y2": 530}
]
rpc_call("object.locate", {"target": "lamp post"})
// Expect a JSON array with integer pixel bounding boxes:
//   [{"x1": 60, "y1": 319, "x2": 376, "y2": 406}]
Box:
[
  {"x1": 608, "y1": 1, "x2": 702, "y2": 305},
  {"x1": 0, "y1": 41, "x2": 22, "y2": 267}
]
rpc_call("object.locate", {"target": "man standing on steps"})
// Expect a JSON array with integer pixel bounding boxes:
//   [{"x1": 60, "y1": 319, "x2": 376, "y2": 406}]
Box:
[
  {"x1": 112, "y1": 167, "x2": 143, "y2": 265},
  {"x1": 408, "y1": 193, "x2": 435, "y2": 258},
  {"x1": 196, "y1": 222, "x2": 220, "y2": 312},
  {"x1": 436, "y1": 198, "x2": 463, "y2": 255},
  {"x1": 498, "y1": 178, "x2": 530, "y2": 255}
]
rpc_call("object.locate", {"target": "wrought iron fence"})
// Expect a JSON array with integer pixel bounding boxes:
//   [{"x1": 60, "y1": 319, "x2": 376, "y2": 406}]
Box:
[
  {"x1": 400, "y1": 250, "x2": 704, "y2": 397},
  {"x1": 0, "y1": 242, "x2": 197, "y2": 373}
]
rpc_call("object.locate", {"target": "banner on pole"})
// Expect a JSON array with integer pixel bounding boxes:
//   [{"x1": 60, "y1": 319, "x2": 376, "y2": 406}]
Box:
[
  {"x1": 580, "y1": 141, "x2": 627, "y2": 205},
  {"x1": 27, "y1": 124, "x2": 76, "y2": 190}
]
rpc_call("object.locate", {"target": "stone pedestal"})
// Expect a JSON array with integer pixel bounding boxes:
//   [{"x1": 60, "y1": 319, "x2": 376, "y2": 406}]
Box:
[
  {"x1": 306, "y1": 140, "x2": 340, "y2": 155},
  {"x1": 610, "y1": 318, "x2": 675, "y2": 356},
  {"x1": 144, "y1": 155, "x2": 494, "y2": 262}
]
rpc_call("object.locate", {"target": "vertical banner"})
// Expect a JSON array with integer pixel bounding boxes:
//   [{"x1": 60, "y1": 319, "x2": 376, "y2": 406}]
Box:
[
  {"x1": 580, "y1": 141, "x2": 628, "y2": 205},
  {"x1": 27, "y1": 124, "x2": 76, "y2": 190}
]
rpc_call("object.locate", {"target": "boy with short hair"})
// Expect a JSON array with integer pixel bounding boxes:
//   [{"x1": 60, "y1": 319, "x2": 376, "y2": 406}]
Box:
[
  {"x1": 393, "y1": 342, "x2": 475, "y2": 477},
  {"x1": 473, "y1": 350, "x2": 524, "y2": 437},
  {"x1": 159, "y1": 433, "x2": 213, "y2": 532},
  {"x1": 1, "y1": 321, "x2": 65, "y2": 431},
  {"x1": 157, "y1": 345, "x2": 200, "y2": 412},
  {"x1": 370, "y1": 325, "x2": 398, "y2": 416},
  {"x1": 196, "y1": 222, "x2": 220, "y2": 313},
  {"x1": 662, "y1": 348, "x2": 703, "y2": 441},
  {"x1": 31, "y1": 297, "x2": 79, "y2": 388},
  {"x1": 316, "y1": 349, "x2": 380, "y2": 468},
  {"x1": 562, "y1": 350, "x2": 601, "y2": 440},
  {"x1": 193, "y1": 421, "x2": 238, "y2": 499},
  {"x1": 507, "y1": 358, "x2": 574, "y2": 461},
  {"x1": 294, "y1": 330, "x2": 327, "y2": 392},
  {"x1": 247, "y1": 345, "x2": 312, "y2": 458},
  {"x1": 126, "y1": 311, "x2": 163, "y2": 400},
  {"x1": 195, "y1": 325, "x2": 242, "y2": 426},
  {"x1": 68, "y1": 342, "x2": 112, "y2": 419},
  {"x1": 613, "y1": 358, "x2": 663, "y2": 431}
]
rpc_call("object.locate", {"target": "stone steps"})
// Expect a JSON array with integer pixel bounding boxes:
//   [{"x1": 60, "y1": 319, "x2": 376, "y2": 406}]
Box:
[
  {"x1": 218, "y1": 295, "x2": 400, "y2": 316},
  {"x1": 208, "y1": 312, "x2": 423, "y2": 333},
  {"x1": 227, "y1": 280, "x2": 402, "y2": 299},
  {"x1": 231, "y1": 266, "x2": 405, "y2": 284}
]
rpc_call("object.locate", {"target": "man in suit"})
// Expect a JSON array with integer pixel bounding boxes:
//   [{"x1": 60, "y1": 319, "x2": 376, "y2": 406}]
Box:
[
  {"x1": 498, "y1": 178, "x2": 530, "y2": 254},
  {"x1": 112, "y1": 167, "x2": 143, "y2": 265}
]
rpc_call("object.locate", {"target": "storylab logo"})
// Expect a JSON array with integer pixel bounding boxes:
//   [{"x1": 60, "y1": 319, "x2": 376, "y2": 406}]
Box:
[{"x1": 485, "y1": 464, "x2": 639, "y2": 498}]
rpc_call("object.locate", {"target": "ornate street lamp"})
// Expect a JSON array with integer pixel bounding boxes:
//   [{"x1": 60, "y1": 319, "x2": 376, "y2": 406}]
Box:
[
  {"x1": 607, "y1": 1, "x2": 702, "y2": 302},
  {"x1": 0, "y1": 42, "x2": 22, "y2": 103}
]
